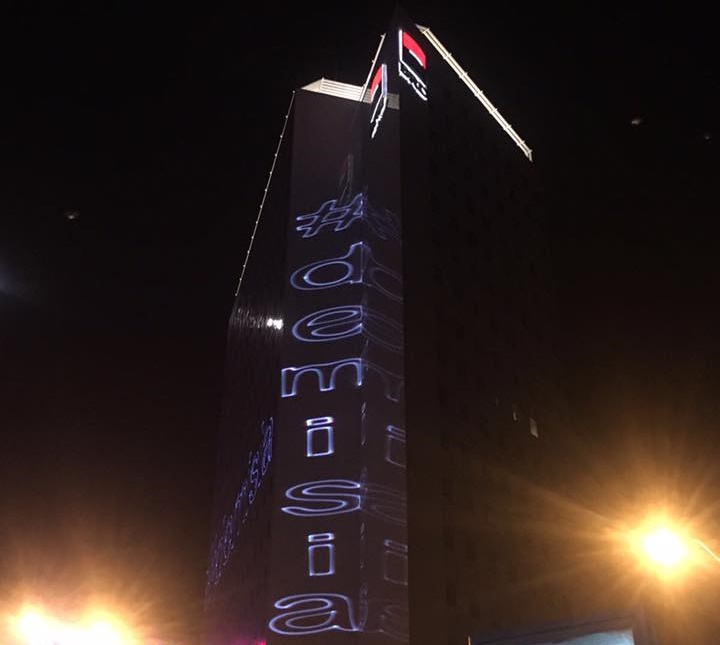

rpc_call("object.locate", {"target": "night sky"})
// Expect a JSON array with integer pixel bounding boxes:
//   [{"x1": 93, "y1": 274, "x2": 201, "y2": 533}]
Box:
[{"x1": 0, "y1": 3, "x2": 717, "y2": 644}]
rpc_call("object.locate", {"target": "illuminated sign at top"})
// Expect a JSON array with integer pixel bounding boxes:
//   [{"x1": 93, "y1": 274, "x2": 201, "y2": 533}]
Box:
[
  {"x1": 370, "y1": 63, "x2": 389, "y2": 139},
  {"x1": 398, "y1": 30, "x2": 427, "y2": 101},
  {"x1": 401, "y1": 31, "x2": 426, "y2": 69}
]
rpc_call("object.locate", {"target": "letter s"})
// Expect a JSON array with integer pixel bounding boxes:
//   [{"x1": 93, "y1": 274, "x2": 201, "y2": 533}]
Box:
[{"x1": 282, "y1": 479, "x2": 362, "y2": 517}]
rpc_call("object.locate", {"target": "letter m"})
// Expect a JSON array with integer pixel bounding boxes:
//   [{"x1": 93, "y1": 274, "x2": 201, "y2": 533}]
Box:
[{"x1": 281, "y1": 358, "x2": 363, "y2": 397}]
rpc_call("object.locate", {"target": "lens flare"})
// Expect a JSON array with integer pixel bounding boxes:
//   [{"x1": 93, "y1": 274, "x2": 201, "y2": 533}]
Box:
[
  {"x1": 15, "y1": 611, "x2": 53, "y2": 645},
  {"x1": 84, "y1": 620, "x2": 125, "y2": 645},
  {"x1": 642, "y1": 527, "x2": 688, "y2": 568},
  {"x1": 12, "y1": 608, "x2": 135, "y2": 645}
]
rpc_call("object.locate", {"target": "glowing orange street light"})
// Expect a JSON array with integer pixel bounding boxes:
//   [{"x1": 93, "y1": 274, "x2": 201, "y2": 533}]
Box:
[
  {"x1": 641, "y1": 527, "x2": 689, "y2": 569},
  {"x1": 15, "y1": 610, "x2": 53, "y2": 645},
  {"x1": 11, "y1": 607, "x2": 134, "y2": 645},
  {"x1": 629, "y1": 520, "x2": 720, "y2": 575}
]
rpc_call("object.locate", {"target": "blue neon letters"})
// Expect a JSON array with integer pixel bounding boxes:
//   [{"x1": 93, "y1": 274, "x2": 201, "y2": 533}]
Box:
[
  {"x1": 308, "y1": 532, "x2": 336, "y2": 576},
  {"x1": 269, "y1": 594, "x2": 359, "y2": 636},
  {"x1": 290, "y1": 242, "x2": 364, "y2": 291},
  {"x1": 295, "y1": 194, "x2": 364, "y2": 238},
  {"x1": 207, "y1": 418, "x2": 273, "y2": 589},
  {"x1": 385, "y1": 425, "x2": 406, "y2": 468},
  {"x1": 281, "y1": 358, "x2": 364, "y2": 398},
  {"x1": 306, "y1": 416, "x2": 335, "y2": 457},
  {"x1": 272, "y1": 183, "x2": 408, "y2": 640},
  {"x1": 290, "y1": 241, "x2": 402, "y2": 302},
  {"x1": 292, "y1": 306, "x2": 363, "y2": 343},
  {"x1": 282, "y1": 479, "x2": 362, "y2": 517}
]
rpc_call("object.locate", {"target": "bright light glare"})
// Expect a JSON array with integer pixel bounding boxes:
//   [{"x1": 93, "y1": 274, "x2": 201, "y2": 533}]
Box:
[
  {"x1": 266, "y1": 317, "x2": 284, "y2": 330},
  {"x1": 642, "y1": 527, "x2": 688, "y2": 568},
  {"x1": 84, "y1": 621, "x2": 124, "y2": 645},
  {"x1": 13, "y1": 609, "x2": 131, "y2": 645},
  {"x1": 16, "y1": 611, "x2": 53, "y2": 645}
]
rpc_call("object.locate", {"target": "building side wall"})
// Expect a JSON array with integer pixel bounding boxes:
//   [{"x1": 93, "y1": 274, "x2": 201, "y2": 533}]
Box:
[
  {"x1": 206, "y1": 13, "x2": 622, "y2": 645},
  {"x1": 204, "y1": 109, "x2": 292, "y2": 645},
  {"x1": 400, "y1": 22, "x2": 574, "y2": 645}
]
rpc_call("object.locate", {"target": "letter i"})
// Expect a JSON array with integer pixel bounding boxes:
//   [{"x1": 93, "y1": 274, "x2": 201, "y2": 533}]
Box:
[
  {"x1": 308, "y1": 533, "x2": 335, "y2": 576},
  {"x1": 306, "y1": 416, "x2": 335, "y2": 457}
]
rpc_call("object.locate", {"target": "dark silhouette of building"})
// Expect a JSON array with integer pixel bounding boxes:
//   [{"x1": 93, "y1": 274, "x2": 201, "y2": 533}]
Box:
[{"x1": 204, "y1": 9, "x2": 655, "y2": 645}]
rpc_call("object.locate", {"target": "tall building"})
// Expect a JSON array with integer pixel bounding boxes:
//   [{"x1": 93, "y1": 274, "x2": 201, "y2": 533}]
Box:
[{"x1": 205, "y1": 9, "x2": 653, "y2": 645}]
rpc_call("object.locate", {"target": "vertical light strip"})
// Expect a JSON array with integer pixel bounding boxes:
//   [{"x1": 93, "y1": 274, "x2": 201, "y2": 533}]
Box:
[
  {"x1": 359, "y1": 33, "x2": 387, "y2": 103},
  {"x1": 416, "y1": 24, "x2": 533, "y2": 162},
  {"x1": 235, "y1": 91, "x2": 297, "y2": 296}
]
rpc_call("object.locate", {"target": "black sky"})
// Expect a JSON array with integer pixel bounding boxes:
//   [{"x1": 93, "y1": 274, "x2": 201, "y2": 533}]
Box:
[{"x1": 0, "y1": 3, "x2": 717, "y2": 644}]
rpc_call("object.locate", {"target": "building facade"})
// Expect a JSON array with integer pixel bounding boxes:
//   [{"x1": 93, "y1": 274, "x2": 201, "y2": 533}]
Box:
[{"x1": 205, "y1": 9, "x2": 652, "y2": 645}]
